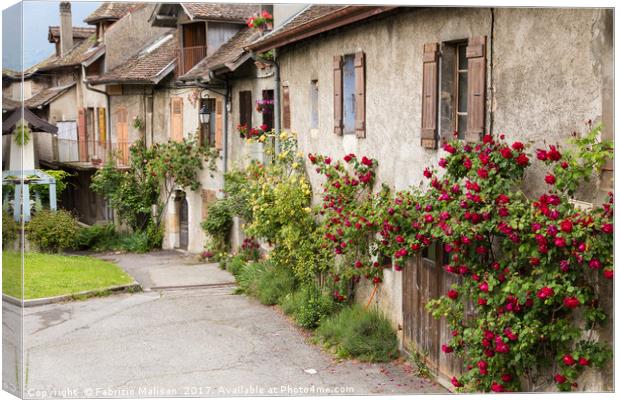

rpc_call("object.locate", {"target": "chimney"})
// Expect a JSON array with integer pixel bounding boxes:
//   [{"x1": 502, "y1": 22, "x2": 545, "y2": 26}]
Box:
[{"x1": 59, "y1": 2, "x2": 73, "y2": 56}]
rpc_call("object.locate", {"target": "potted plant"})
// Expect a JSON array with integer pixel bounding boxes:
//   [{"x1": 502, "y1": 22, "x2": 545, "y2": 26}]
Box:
[{"x1": 237, "y1": 123, "x2": 249, "y2": 138}]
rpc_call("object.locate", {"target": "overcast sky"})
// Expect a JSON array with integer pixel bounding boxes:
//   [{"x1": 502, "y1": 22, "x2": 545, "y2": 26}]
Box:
[{"x1": 3, "y1": 1, "x2": 101, "y2": 71}]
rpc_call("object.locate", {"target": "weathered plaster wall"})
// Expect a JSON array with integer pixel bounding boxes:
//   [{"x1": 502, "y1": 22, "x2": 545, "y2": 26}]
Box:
[
  {"x1": 277, "y1": 8, "x2": 613, "y2": 386},
  {"x1": 48, "y1": 86, "x2": 78, "y2": 122}
]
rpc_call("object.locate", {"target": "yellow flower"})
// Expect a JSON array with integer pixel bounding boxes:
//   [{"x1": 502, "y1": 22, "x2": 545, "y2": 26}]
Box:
[
  {"x1": 280, "y1": 132, "x2": 288, "y2": 141},
  {"x1": 303, "y1": 207, "x2": 311, "y2": 213}
]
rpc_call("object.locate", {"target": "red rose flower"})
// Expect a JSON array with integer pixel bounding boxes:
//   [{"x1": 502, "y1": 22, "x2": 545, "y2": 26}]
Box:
[
  {"x1": 563, "y1": 296, "x2": 580, "y2": 309},
  {"x1": 515, "y1": 152, "x2": 530, "y2": 166},
  {"x1": 451, "y1": 376, "x2": 462, "y2": 387},
  {"x1": 500, "y1": 147, "x2": 513, "y2": 159},
  {"x1": 361, "y1": 156, "x2": 373, "y2": 166},
  {"x1": 423, "y1": 168, "x2": 432, "y2": 178},
  {"x1": 554, "y1": 374, "x2": 567, "y2": 384},
  {"x1": 477, "y1": 168, "x2": 488, "y2": 179},
  {"x1": 578, "y1": 357, "x2": 589, "y2": 366},
  {"x1": 604, "y1": 269, "x2": 614, "y2": 279},
  {"x1": 478, "y1": 297, "x2": 487, "y2": 306},
  {"x1": 536, "y1": 149, "x2": 548, "y2": 160},
  {"x1": 483, "y1": 134, "x2": 493, "y2": 144},
  {"x1": 511, "y1": 141, "x2": 524, "y2": 151},
  {"x1": 537, "y1": 286, "x2": 554, "y2": 299},
  {"x1": 545, "y1": 174, "x2": 556, "y2": 185},
  {"x1": 602, "y1": 223, "x2": 613, "y2": 234},
  {"x1": 491, "y1": 383, "x2": 504, "y2": 392},
  {"x1": 441, "y1": 344, "x2": 453, "y2": 353},
  {"x1": 447, "y1": 289, "x2": 459, "y2": 300},
  {"x1": 589, "y1": 259, "x2": 602, "y2": 270},
  {"x1": 560, "y1": 219, "x2": 573, "y2": 233},
  {"x1": 501, "y1": 374, "x2": 512, "y2": 382},
  {"x1": 443, "y1": 143, "x2": 456, "y2": 154},
  {"x1": 563, "y1": 354, "x2": 575, "y2": 366},
  {"x1": 463, "y1": 157, "x2": 472, "y2": 169},
  {"x1": 479, "y1": 282, "x2": 489, "y2": 293}
]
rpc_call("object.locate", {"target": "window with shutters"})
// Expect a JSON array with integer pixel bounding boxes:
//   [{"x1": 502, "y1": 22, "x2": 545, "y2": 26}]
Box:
[
  {"x1": 431, "y1": 36, "x2": 486, "y2": 147},
  {"x1": 262, "y1": 90, "x2": 274, "y2": 131},
  {"x1": 334, "y1": 52, "x2": 365, "y2": 137},
  {"x1": 239, "y1": 90, "x2": 252, "y2": 129}
]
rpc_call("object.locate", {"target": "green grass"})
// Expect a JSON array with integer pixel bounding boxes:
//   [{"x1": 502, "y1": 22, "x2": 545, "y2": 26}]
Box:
[
  {"x1": 315, "y1": 304, "x2": 399, "y2": 362},
  {"x1": 2, "y1": 251, "x2": 134, "y2": 300}
]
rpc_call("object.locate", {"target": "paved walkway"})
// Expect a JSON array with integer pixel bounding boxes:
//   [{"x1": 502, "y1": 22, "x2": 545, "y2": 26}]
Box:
[{"x1": 18, "y1": 251, "x2": 446, "y2": 398}]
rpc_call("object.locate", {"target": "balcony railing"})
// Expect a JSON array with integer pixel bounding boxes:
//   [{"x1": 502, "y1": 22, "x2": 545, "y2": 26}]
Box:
[
  {"x1": 175, "y1": 45, "x2": 208, "y2": 76},
  {"x1": 34, "y1": 132, "x2": 132, "y2": 168}
]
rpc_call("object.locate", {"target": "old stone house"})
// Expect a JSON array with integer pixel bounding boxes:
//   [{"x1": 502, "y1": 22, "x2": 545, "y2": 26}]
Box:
[{"x1": 247, "y1": 5, "x2": 613, "y2": 390}]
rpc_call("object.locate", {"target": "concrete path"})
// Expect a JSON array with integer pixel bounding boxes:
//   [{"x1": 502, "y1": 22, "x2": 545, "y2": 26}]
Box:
[
  {"x1": 19, "y1": 251, "x2": 446, "y2": 398},
  {"x1": 97, "y1": 251, "x2": 235, "y2": 290}
]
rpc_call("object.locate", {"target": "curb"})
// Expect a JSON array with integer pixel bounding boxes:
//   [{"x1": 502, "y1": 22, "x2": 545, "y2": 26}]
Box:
[{"x1": 2, "y1": 282, "x2": 142, "y2": 307}]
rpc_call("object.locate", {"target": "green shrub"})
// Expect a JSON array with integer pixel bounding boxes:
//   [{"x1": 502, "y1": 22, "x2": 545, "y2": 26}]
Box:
[
  {"x1": 279, "y1": 290, "x2": 304, "y2": 316},
  {"x1": 201, "y1": 199, "x2": 232, "y2": 253},
  {"x1": 26, "y1": 209, "x2": 78, "y2": 252},
  {"x1": 315, "y1": 305, "x2": 399, "y2": 362},
  {"x1": 146, "y1": 222, "x2": 164, "y2": 249},
  {"x1": 256, "y1": 265, "x2": 295, "y2": 305},
  {"x1": 290, "y1": 285, "x2": 337, "y2": 329},
  {"x1": 227, "y1": 254, "x2": 246, "y2": 277},
  {"x1": 2, "y1": 211, "x2": 19, "y2": 245},
  {"x1": 74, "y1": 223, "x2": 118, "y2": 250}
]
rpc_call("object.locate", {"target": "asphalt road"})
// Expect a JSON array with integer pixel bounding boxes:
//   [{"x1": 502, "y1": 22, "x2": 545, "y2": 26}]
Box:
[{"x1": 16, "y1": 251, "x2": 446, "y2": 398}]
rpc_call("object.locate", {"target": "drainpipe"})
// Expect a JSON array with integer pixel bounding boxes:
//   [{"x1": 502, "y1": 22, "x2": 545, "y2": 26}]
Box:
[
  {"x1": 205, "y1": 71, "x2": 230, "y2": 174},
  {"x1": 250, "y1": 50, "x2": 280, "y2": 154}
]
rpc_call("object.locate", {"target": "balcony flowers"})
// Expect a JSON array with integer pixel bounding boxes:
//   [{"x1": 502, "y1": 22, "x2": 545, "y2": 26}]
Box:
[
  {"x1": 246, "y1": 10, "x2": 273, "y2": 31},
  {"x1": 256, "y1": 99, "x2": 274, "y2": 113},
  {"x1": 241, "y1": 124, "x2": 270, "y2": 142}
]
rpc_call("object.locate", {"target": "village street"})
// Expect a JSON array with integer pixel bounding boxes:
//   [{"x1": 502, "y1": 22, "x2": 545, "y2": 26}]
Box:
[{"x1": 19, "y1": 251, "x2": 446, "y2": 398}]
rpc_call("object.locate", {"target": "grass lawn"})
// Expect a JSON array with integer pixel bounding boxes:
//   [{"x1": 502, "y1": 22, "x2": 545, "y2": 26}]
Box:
[{"x1": 2, "y1": 251, "x2": 134, "y2": 300}]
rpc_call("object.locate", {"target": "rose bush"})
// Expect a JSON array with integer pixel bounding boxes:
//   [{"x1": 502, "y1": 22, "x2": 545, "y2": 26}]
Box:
[{"x1": 366, "y1": 127, "x2": 613, "y2": 392}]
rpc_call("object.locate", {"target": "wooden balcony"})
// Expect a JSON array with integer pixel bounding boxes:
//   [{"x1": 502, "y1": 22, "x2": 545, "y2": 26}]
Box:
[
  {"x1": 35, "y1": 132, "x2": 132, "y2": 168},
  {"x1": 175, "y1": 45, "x2": 208, "y2": 76}
]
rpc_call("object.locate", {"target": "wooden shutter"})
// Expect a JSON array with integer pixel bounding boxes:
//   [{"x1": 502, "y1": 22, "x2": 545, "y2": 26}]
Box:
[
  {"x1": 465, "y1": 36, "x2": 486, "y2": 143},
  {"x1": 421, "y1": 43, "x2": 438, "y2": 149},
  {"x1": 77, "y1": 108, "x2": 88, "y2": 161},
  {"x1": 333, "y1": 55, "x2": 343, "y2": 135},
  {"x1": 214, "y1": 98, "x2": 223, "y2": 150},
  {"x1": 239, "y1": 91, "x2": 252, "y2": 128},
  {"x1": 98, "y1": 107, "x2": 106, "y2": 145},
  {"x1": 281, "y1": 85, "x2": 291, "y2": 130},
  {"x1": 354, "y1": 51, "x2": 366, "y2": 138},
  {"x1": 170, "y1": 97, "x2": 183, "y2": 141},
  {"x1": 115, "y1": 108, "x2": 128, "y2": 165}
]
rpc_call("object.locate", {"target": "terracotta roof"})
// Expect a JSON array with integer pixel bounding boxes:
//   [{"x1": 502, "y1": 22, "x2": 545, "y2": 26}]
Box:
[
  {"x1": 248, "y1": 5, "x2": 395, "y2": 53},
  {"x1": 89, "y1": 30, "x2": 177, "y2": 85},
  {"x1": 181, "y1": 3, "x2": 260, "y2": 22},
  {"x1": 48, "y1": 26, "x2": 96, "y2": 42},
  {"x1": 84, "y1": 2, "x2": 140, "y2": 23},
  {"x1": 180, "y1": 27, "x2": 260, "y2": 80},
  {"x1": 25, "y1": 83, "x2": 75, "y2": 109},
  {"x1": 37, "y1": 35, "x2": 99, "y2": 71}
]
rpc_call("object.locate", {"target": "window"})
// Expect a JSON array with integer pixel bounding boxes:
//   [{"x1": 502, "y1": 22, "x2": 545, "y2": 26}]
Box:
[
  {"x1": 333, "y1": 52, "x2": 365, "y2": 137},
  {"x1": 310, "y1": 80, "x2": 319, "y2": 129},
  {"x1": 421, "y1": 37, "x2": 486, "y2": 148},
  {"x1": 239, "y1": 91, "x2": 252, "y2": 129},
  {"x1": 342, "y1": 55, "x2": 356, "y2": 134},
  {"x1": 261, "y1": 90, "x2": 274, "y2": 131},
  {"x1": 200, "y1": 98, "x2": 216, "y2": 147},
  {"x1": 170, "y1": 97, "x2": 183, "y2": 141}
]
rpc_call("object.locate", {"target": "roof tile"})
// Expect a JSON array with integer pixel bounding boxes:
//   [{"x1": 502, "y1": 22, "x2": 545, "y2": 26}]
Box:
[
  {"x1": 84, "y1": 2, "x2": 140, "y2": 23},
  {"x1": 182, "y1": 3, "x2": 260, "y2": 22}
]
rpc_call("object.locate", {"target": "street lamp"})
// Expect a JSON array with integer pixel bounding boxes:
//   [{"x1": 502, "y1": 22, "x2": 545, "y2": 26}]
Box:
[{"x1": 199, "y1": 104, "x2": 210, "y2": 124}]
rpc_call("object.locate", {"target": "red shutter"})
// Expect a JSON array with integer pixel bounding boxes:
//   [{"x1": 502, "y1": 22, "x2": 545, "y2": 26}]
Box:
[
  {"x1": 354, "y1": 51, "x2": 366, "y2": 138},
  {"x1": 77, "y1": 108, "x2": 88, "y2": 161},
  {"x1": 465, "y1": 36, "x2": 486, "y2": 143},
  {"x1": 282, "y1": 85, "x2": 291, "y2": 130},
  {"x1": 421, "y1": 43, "x2": 438, "y2": 149},
  {"x1": 333, "y1": 55, "x2": 343, "y2": 135}
]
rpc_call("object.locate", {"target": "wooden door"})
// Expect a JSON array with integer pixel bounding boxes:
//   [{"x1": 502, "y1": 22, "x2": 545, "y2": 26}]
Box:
[
  {"x1": 115, "y1": 107, "x2": 128, "y2": 165},
  {"x1": 402, "y1": 242, "x2": 464, "y2": 381}
]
